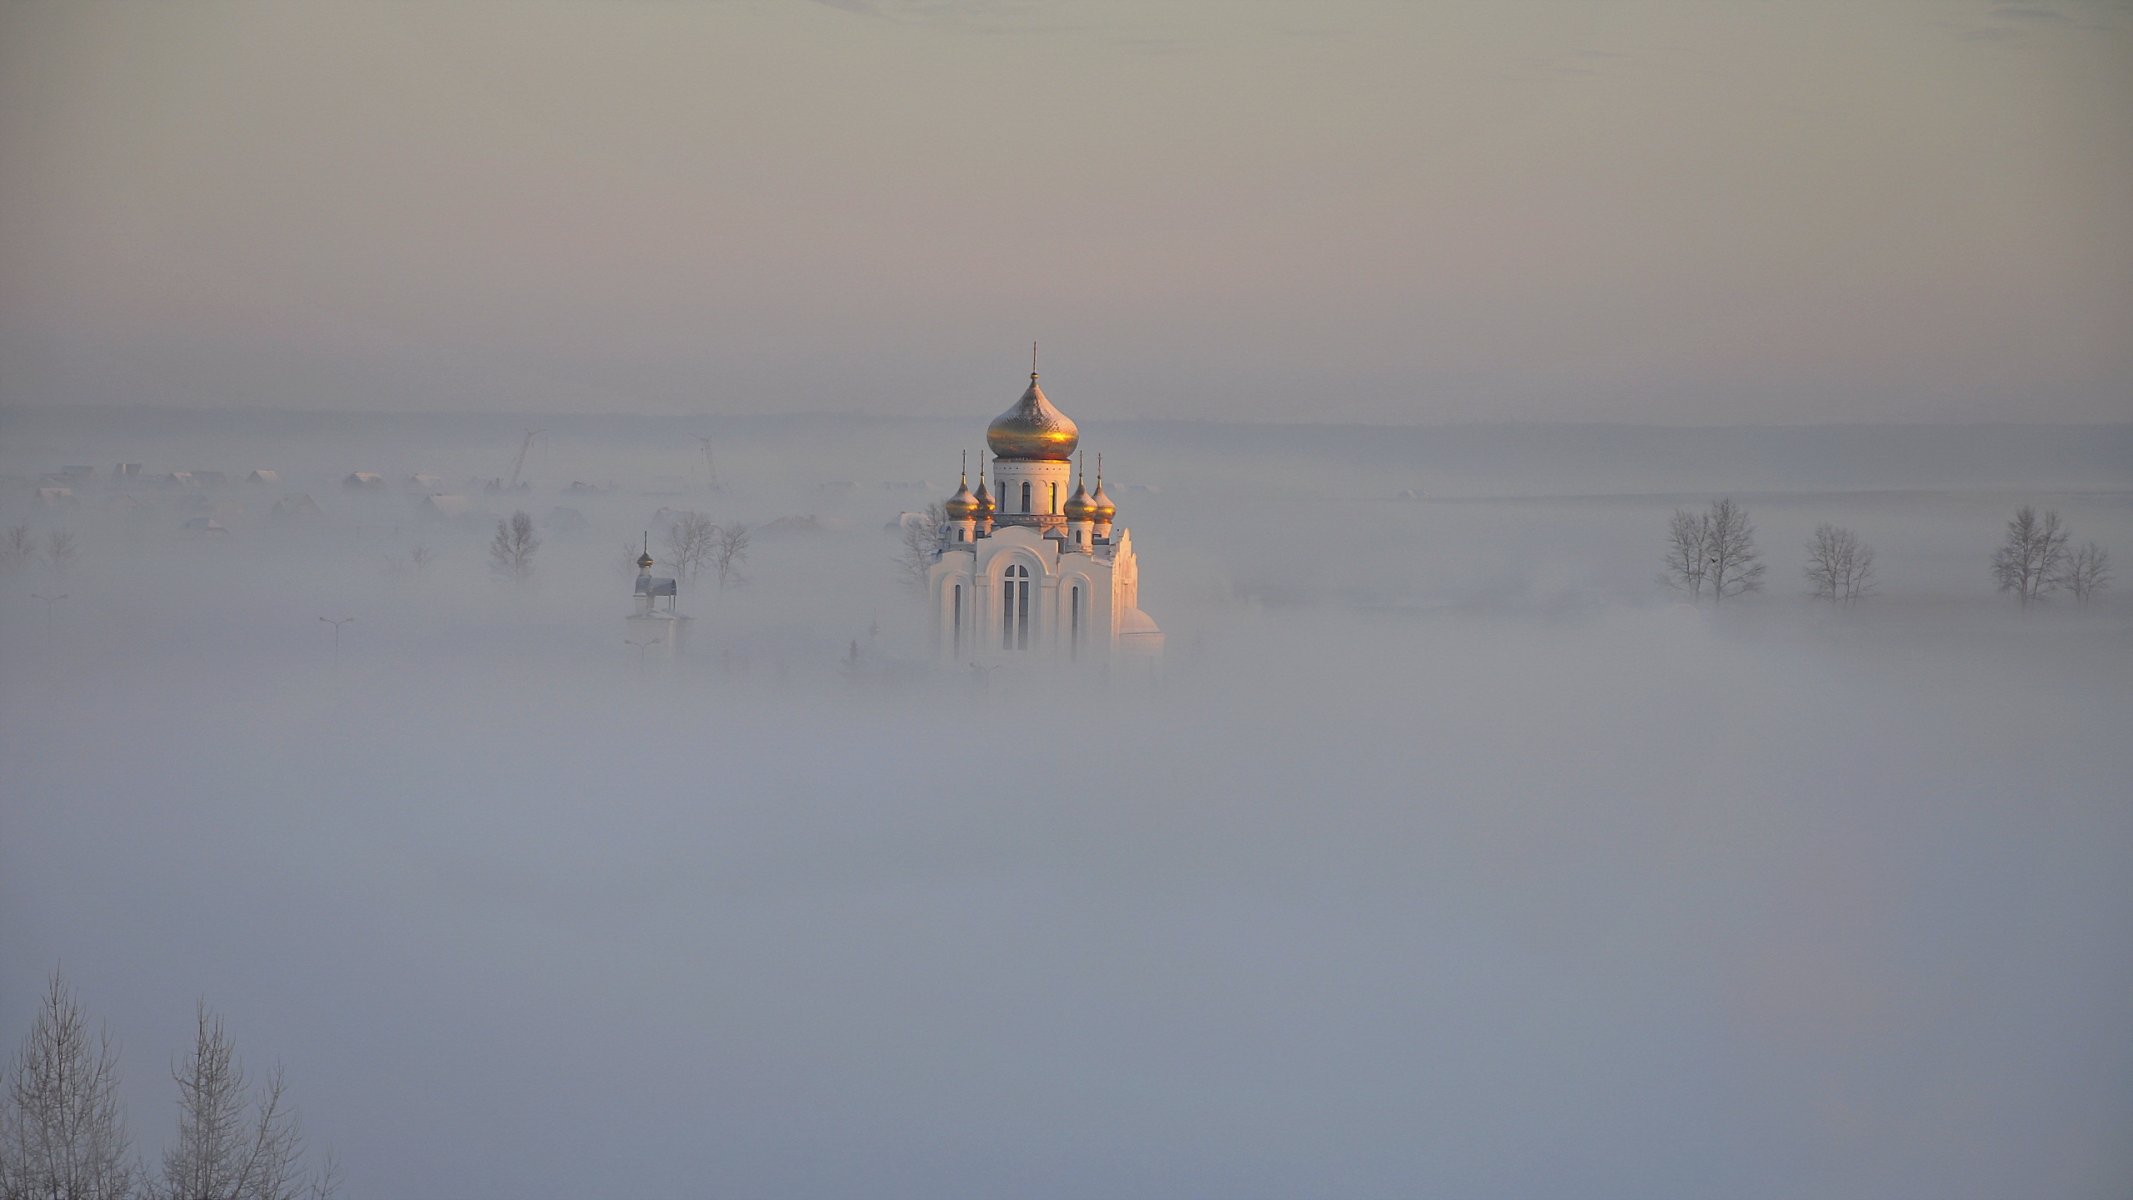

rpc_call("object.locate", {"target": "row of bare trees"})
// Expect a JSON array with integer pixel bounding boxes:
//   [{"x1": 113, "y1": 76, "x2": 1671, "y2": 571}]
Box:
[
  {"x1": 0, "y1": 974, "x2": 336, "y2": 1200},
  {"x1": 653, "y1": 512, "x2": 748, "y2": 588},
  {"x1": 2, "y1": 527, "x2": 77, "y2": 573},
  {"x1": 1663, "y1": 498, "x2": 1767, "y2": 603},
  {"x1": 1667, "y1": 500, "x2": 2113, "y2": 607},
  {"x1": 485, "y1": 508, "x2": 750, "y2": 589},
  {"x1": 1992, "y1": 506, "x2": 2110, "y2": 606}
]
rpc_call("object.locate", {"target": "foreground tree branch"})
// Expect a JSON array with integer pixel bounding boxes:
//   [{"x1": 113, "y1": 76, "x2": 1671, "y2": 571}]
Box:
[{"x1": 1, "y1": 972, "x2": 137, "y2": 1200}]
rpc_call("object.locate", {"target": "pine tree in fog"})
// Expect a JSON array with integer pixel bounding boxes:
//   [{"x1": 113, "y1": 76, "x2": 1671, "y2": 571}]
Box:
[
  {"x1": 158, "y1": 1006, "x2": 333, "y2": 1200},
  {"x1": 1804, "y1": 523, "x2": 1875, "y2": 605},
  {"x1": 0, "y1": 973, "x2": 137, "y2": 1200},
  {"x1": 488, "y1": 511, "x2": 540, "y2": 583},
  {"x1": 1991, "y1": 505, "x2": 2067, "y2": 607},
  {"x1": 2062, "y1": 541, "x2": 2110, "y2": 605}
]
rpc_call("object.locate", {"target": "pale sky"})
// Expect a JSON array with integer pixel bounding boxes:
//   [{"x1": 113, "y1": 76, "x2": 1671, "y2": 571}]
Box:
[{"x1": 2, "y1": 0, "x2": 2128, "y2": 424}]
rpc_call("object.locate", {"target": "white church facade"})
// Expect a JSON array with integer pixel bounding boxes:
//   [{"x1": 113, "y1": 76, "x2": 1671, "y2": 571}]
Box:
[{"x1": 925, "y1": 364, "x2": 1162, "y2": 664}]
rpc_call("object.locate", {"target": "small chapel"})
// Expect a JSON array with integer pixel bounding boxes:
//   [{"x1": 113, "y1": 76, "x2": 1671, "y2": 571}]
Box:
[{"x1": 925, "y1": 359, "x2": 1163, "y2": 663}]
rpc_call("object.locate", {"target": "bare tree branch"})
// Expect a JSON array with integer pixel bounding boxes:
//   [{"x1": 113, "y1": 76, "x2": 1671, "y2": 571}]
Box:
[
  {"x1": 488, "y1": 511, "x2": 541, "y2": 584},
  {"x1": 1991, "y1": 505, "x2": 2067, "y2": 607},
  {"x1": 1805, "y1": 523, "x2": 1875, "y2": 605},
  {"x1": 662, "y1": 512, "x2": 718, "y2": 583},
  {"x1": 2062, "y1": 540, "x2": 2110, "y2": 604},
  {"x1": 1, "y1": 971, "x2": 138, "y2": 1200},
  {"x1": 895, "y1": 504, "x2": 947, "y2": 592},
  {"x1": 710, "y1": 523, "x2": 750, "y2": 590}
]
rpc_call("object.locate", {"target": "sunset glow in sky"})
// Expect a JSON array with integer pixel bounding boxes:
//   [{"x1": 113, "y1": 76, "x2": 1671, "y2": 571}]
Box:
[{"x1": 3, "y1": 0, "x2": 2128, "y2": 422}]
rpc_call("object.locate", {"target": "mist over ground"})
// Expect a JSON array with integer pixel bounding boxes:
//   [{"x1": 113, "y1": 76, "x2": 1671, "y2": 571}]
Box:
[{"x1": 3, "y1": 410, "x2": 2130, "y2": 1198}]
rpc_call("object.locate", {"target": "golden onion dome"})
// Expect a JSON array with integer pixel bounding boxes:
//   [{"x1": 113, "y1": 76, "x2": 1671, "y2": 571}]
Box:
[
  {"x1": 986, "y1": 373, "x2": 1079, "y2": 461},
  {"x1": 1091, "y1": 481, "x2": 1116, "y2": 521},
  {"x1": 1063, "y1": 479, "x2": 1097, "y2": 521},
  {"x1": 637, "y1": 551, "x2": 655, "y2": 569},
  {"x1": 944, "y1": 480, "x2": 979, "y2": 520},
  {"x1": 973, "y1": 477, "x2": 995, "y2": 516}
]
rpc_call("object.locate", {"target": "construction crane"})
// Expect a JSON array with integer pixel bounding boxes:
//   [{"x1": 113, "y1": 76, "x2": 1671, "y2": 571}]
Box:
[
  {"x1": 698, "y1": 436, "x2": 720, "y2": 493},
  {"x1": 506, "y1": 428, "x2": 542, "y2": 491}
]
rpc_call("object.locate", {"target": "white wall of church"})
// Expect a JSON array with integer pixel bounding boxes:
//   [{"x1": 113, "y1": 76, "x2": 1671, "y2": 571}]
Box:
[
  {"x1": 990, "y1": 459, "x2": 1071, "y2": 520},
  {"x1": 927, "y1": 524, "x2": 1132, "y2": 663}
]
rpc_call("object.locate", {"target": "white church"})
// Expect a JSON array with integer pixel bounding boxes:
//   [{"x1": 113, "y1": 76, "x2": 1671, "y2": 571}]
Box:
[{"x1": 925, "y1": 362, "x2": 1162, "y2": 664}]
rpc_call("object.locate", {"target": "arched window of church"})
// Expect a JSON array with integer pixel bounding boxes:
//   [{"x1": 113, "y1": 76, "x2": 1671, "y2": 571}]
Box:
[
  {"x1": 952, "y1": 584, "x2": 963, "y2": 655},
  {"x1": 1002, "y1": 563, "x2": 1030, "y2": 650},
  {"x1": 1050, "y1": 482, "x2": 1059, "y2": 513},
  {"x1": 1069, "y1": 584, "x2": 1082, "y2": 659},
  {"x1": 1020, "y1": 481, "x2": 1032, "y2": 513}
]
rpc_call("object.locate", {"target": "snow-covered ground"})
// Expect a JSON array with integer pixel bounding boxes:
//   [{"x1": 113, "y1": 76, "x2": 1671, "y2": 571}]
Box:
[{"x1": 3, "y1": 410, "x2": 2129, "y2": 1198}]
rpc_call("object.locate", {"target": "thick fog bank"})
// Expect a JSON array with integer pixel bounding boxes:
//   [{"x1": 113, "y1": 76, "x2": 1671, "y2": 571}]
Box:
[{"x1": 3, "y1": 414, "x2": 2129, "y2": 1198}]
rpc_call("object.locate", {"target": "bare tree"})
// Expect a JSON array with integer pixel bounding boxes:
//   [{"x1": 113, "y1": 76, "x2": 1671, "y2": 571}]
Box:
[
  {"x1": 488, "y1": 511, "x2": 540, "y2": 583},
  {"x1": 619, "y1": 539, "x2": 646, "y2": 578},
  {"x1": 662, "y1": 512, "x2": 718, "y2": 583},
  {"x1": 1662, "y1": 508, "x2": 1709, "y2": 599},
  {"x1": 159, "y1": 1005, "x2": 331, "y2": 1200},
  {"x1": 2062, "y1": 540, "x2": 2110, "y2": 605},
  {"x1": 1705, "y1": 498, "x2": 1764, "y2": 603},
  {"x1": 895, "y1": 503, "x2": 947, "y2": 592},
  {"x1": 1, "y1": 526, "x2": 34, "y2": 572},
  {"x1": 44, "y1": 531, "x2": 78, "y2": 574},
  {"x1": 710, "y1": 522, "x2": 750, "y2": 590},
  {"x1": 1991, "y1": 505, "x2": 2068, "y2": 606},
  {"x1": 1804, "y1": 523, "x2": 1875, "y2": 605},
  {"x1": 1, "y1": 972, "x2": 138, "y2": 1200}
]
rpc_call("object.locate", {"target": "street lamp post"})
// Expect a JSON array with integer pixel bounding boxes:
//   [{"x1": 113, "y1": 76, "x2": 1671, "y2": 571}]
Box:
[
  {"x1": 29, "y1": 593, "x2": 66, "y2": 636},
  {"x1": 319, "y1": 616, "x2": 356, "y2": 668}
]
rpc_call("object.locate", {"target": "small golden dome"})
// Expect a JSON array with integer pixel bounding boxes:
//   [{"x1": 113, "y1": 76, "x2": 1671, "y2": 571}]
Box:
[
  {"x1": 1063, "y1": 479, "x2": 1097, "y2": 521},
  {"x1": 1091, "y1": 481, "x2": 1115, "y2": 521},
  {"x1": 944, "y1": 480, "x2": 979, "y2": 519},
  {"x1": 986, "y1": 373, "x2": 1079, "y2": 461},
  {"x1": 973, "y1": 478, "x2": 995, "y2": 516}
]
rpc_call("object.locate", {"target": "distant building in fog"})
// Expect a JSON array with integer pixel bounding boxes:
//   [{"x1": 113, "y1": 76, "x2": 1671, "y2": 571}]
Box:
[
  {"x1": 924, "y1": 359, "x2": 1161, "y2": 665},
  {"x1": 626, "y1": 536, "x2": 690, "y2": 660}
]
